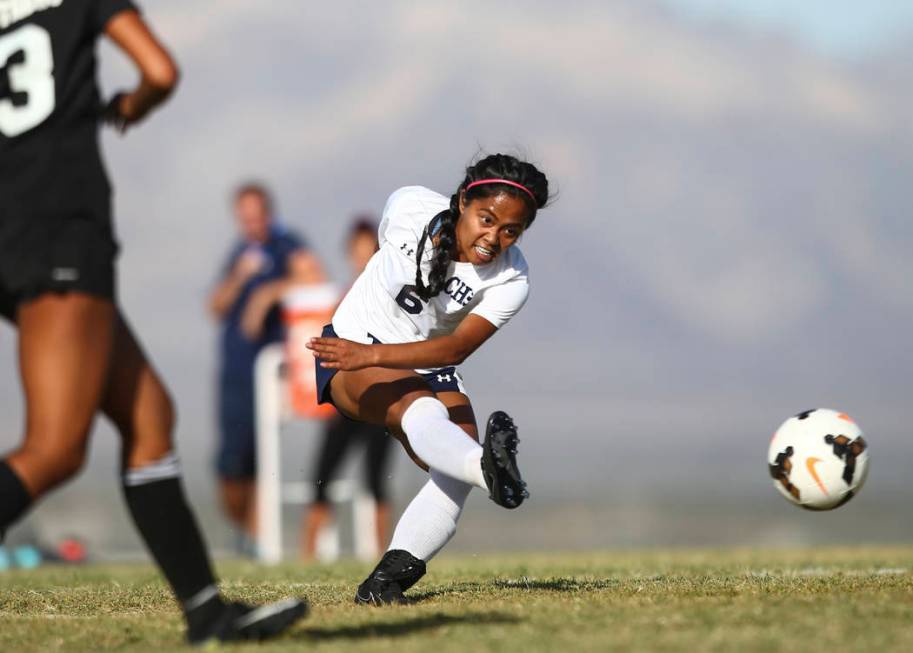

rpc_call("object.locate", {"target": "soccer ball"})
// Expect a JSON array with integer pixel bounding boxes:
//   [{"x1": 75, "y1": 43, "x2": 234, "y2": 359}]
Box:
[{"x1": 768, "y1": 409, "x2": 869, "y2": 510}]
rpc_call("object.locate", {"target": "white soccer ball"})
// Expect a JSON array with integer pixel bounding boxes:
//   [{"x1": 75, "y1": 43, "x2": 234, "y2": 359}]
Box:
[{"x1": 768, "y1": 408, "x2": 870, "y2": 511}]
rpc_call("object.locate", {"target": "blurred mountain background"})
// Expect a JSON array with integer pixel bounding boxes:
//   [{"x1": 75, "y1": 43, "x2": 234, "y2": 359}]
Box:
[{"x1": 2, "y1": 0, "x2": 911, "y2": 556}]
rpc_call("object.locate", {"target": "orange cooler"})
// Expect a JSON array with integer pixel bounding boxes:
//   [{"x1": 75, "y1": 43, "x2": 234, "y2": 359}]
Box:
[{"x1": 283, "y1": 283, "x2": 339, "y2": 419}]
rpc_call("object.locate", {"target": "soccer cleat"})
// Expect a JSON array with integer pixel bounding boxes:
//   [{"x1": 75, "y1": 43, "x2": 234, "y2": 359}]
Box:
[
  {"x1": 481, "y1": 411, "x2": 529, "y2": 509},
  {"x1": 354, "y1": 549, "x2": 426, "y2": 606},
  {"x1": 187, "y1": 597, "x2": 307, "y2": 645}
]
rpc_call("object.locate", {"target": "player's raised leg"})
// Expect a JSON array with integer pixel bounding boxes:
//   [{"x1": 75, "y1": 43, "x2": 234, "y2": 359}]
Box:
[
  {"x1": 0, "y1": 295, "x2": 115, "y2": 540},
  {"x1": 102, "y1": 313, "x2": 306, "y2": 645},
  {"x1": 331, "y1": 369, "x2": 468, "y2": 485},
  {"x1": 330, "y1": 366, "x2": 528, "y2": 509}
]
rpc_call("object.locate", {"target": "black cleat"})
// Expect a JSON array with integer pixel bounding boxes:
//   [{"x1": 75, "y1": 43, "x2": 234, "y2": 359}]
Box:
[
  {"x1": 481, "y1": 411, "x2": 529, "y2": 509},
  {"x1": 355, "y1": 549, "x2": 426, "y2": 606},
  {"x1": 187, "y1": 597, "x2": 307, "y2": 645}
]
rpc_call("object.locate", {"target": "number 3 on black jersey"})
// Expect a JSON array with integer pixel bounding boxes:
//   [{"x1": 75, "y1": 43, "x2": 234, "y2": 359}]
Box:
[{"x1": 0, "y1": 24, "x2": 55, "y2": 137}]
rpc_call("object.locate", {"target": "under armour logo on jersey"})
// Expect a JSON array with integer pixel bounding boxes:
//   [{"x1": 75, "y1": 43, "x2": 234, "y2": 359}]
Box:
[
  {"x1": 437, "y1": 373, "x2": 452, "y2": 383},
  {"x1": 400, "y1": 243, "x2": 415, "y2": 256}
]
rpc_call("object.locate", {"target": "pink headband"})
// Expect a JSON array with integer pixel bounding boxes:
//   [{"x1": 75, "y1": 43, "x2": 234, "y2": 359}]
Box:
[{"x1": 465, "y1": 178, "x2": 536, "y2": 203}]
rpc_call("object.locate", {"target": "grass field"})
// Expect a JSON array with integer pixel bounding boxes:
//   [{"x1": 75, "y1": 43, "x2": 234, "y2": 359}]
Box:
[{"x1": 2, "y1": 547, "x2": 913, "y2": 652}]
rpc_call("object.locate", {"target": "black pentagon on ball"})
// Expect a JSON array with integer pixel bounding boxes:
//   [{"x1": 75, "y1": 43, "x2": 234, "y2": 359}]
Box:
[{"x1": 795, "y1": 409, "x2": 817, "y2": 420}]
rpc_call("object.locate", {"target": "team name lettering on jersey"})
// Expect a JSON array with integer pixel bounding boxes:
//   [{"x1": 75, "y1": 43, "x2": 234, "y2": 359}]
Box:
[
  {"x1": 444, "y1": 276, "x2": 474, "y2": 306},
  {"x1": 0, "y1": 0, "x2": 63, "y2": 30}
]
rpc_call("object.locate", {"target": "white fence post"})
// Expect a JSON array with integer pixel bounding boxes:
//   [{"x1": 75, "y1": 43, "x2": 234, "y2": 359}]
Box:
[
  {"x1": 255, "y1": 343, "x2": 286, "y2": 565},
  {"x1": 353, "y1": 494, "x2": 378, "y2": 561}
]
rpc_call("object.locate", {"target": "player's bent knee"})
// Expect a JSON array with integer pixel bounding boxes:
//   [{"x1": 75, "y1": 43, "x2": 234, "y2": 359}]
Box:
[
  {"x1": 390, "y1": 395, "x2": 446, "y2": 432},
  {"x1": 398, "y1": 396, "x2": 449, "y2": 431},
  {"x1": 18, "y1": 441, "x2": 89, "y2": 491}
]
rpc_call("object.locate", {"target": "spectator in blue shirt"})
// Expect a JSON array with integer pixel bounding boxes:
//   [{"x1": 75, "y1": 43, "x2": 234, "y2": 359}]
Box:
[{"x1": 208, "y1": 182, "x2": 317, "y2": 541}]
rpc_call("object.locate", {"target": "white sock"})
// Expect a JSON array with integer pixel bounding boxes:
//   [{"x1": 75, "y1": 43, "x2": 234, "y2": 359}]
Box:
[
  {"x1": 388, "y1": 471, "x2": 472, "y2": 561},
  {"x1": 400, "y1": 397, "x2": 487, "y2": 489}
]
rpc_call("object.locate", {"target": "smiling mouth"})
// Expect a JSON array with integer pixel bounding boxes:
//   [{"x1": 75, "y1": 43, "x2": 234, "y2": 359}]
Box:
[{"x1": 474, "y1": 245, "x2": 496, "y2": 260}]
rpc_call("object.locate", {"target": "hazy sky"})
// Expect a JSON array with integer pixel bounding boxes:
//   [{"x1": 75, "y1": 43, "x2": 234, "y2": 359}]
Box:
[
  {"x1": 2, "y1": 1, "x2": 911, "y2": 551},
  {"x1": 666, "y1": 0, "x2": 913, "y2": 57}
]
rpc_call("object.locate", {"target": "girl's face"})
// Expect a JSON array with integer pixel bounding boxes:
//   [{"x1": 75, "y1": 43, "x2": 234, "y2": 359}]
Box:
[{"x1": 453, "y1": 192, "x2": 529, "y2": 265}]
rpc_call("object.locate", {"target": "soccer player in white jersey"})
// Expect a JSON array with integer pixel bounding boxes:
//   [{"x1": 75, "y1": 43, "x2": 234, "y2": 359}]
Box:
[{"x1": 306, "y1": 153, "x2": 549, "y2": 604}]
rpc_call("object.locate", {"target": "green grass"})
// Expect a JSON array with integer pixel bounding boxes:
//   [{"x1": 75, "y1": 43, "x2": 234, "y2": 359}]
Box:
[{"x1": 2, "y1": 547, "x2": 913, "y2": 652}]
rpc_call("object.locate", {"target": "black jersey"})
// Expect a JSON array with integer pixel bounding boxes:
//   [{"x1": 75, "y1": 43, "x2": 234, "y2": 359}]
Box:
[{"x1": 0, "y1": 0, "x2": 136, "y2": 223}]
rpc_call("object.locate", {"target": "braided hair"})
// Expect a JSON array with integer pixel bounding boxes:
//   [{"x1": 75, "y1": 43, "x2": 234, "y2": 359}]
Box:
[{"x1": 413, "y1": 154, "x2": 549, "y2": 300}]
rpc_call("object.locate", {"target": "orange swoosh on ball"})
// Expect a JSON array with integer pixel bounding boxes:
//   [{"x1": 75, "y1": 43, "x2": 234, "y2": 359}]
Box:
[{"x1": 805, "y1": 457, "x2": 829, "y2": 496}]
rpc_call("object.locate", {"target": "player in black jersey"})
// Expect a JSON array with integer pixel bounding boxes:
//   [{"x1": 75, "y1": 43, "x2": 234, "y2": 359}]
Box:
[{"x1": 0, "y1": 1, "x2": 305, "y2": 645}]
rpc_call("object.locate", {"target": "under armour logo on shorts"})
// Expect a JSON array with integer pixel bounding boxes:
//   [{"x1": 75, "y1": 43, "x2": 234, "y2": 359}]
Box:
[{"x1": 51, "y1": 268, "x2": 79, "y2": 281}]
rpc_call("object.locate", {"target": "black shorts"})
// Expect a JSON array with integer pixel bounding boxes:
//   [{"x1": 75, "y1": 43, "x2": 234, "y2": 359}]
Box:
[
  {"x1": 0, "y1": 214, "x2": 118, "y2": 322},
  {"x1": 315, "y1": 324, "x2": 467, "y2": 407}
]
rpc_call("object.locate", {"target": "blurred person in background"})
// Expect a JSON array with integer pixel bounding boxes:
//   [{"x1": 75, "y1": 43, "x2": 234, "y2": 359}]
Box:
[
  {"x1": 208, "y1": 184, "x2": 318, "y2": 548},
  {"x1": 0, "y1": 1, "x2": 304, "y2": 643},
  {"x1": 300, "y1": 217, "x2": 395, "y2": 560}
]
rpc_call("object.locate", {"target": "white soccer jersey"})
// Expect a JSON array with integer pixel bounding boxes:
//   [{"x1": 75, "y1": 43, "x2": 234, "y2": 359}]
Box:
[{"x1": 332, "y1": 186, "x2": 530, "y2": 360}]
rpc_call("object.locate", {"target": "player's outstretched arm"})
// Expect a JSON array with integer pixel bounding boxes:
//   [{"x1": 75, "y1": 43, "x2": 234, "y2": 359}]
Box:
[
  {"x1": 307, "y1": 314, "x2": 498, "y2": 371},
  {"x1": 103, "y1": 10, "x2": 179, "y2": 131}
]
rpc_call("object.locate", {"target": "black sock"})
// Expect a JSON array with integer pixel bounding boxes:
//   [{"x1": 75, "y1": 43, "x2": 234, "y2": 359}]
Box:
[
  {"x1": 0, "y1": 460, "x2": 32, "y2": 542},
  {"x1": 122, "y1": 476, "x2": 219, "y2": 608},
  {"x1": 184, "y1": 592, "x2": 228, "y2": 638}
]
